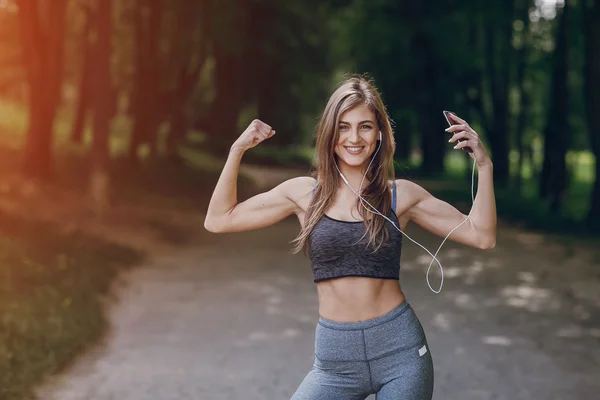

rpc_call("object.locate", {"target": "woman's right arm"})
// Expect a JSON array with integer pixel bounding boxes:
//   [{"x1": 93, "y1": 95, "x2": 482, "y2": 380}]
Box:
[{"x1": 203, "y1": 119, "x2": 302, "y2": 233}]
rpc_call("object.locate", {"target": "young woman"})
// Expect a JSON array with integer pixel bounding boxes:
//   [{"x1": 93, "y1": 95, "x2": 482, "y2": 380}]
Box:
[{"x1": 204, "y1": 75, "x2": 497, "y2": 399}]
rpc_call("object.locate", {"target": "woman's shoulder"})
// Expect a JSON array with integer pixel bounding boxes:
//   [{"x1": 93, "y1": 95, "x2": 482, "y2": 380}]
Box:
[
  {"x1": 285, "y1": 175, "x2": 317, "y2": 187},
  {"x1": 384, "y1": 179, "x2": 422, "y2": 221},
  {"x1": 396, "y1": 179, "x2": 430, "y2": 205},
  {"x1": 391, "y1": 178, "x2": 429, "y2": 206}
]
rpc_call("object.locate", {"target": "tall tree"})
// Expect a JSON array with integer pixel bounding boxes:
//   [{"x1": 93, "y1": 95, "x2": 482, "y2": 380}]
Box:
[
  {"x1": 539, "y1": 1, "x2": 569, "y2": 212},
  {"x1": 0, "y1": 4, "x2": 23, "y2": 99},
  {"x1": 163, "y1": 1, "x2": 209, "y2": 160},
  {"x1": 89, "y1": 0, "x2": 113, "y2": 215},
  {"x1": 203, "y1": 0, "x2": 248, "y2": 157},
  {"x1": 247, "y1": 0, "x2": 332, "y2": 148},
  {"x1": 412, "y1": 27, "x2": 446, "y2": 174},
  {"x1": 128, "y1": 0, "x2": 161, "y2": 160},
  {"x1": 70, "y1": 4, "x2": 94, "y2": 144},
  {"x1": 482, "y1": 0, "x2": 516, "y2": 186},
  {"x1": 583, "y1": 0, "x2": 600, "y2": 228},
  {"x1": 17, "y1": 0, "x2": 68, "y2": 179},
  {"x1": 514, "y1": 0, "x2": 533, "y2": 192}
]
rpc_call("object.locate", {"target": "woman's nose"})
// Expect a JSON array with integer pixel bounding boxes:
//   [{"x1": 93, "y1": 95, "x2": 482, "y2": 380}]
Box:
[{"x1": 348, "y1": 128, "x2": 360, "y2": 143}]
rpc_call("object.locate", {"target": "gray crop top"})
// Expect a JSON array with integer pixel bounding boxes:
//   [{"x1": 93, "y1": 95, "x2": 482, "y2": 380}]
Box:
[{"x1": 308, "y1": 180, "x2": 402, "y2": 283}]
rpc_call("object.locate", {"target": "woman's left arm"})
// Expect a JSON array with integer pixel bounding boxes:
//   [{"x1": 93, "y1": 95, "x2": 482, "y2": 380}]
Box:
[{"x1": 404, "y1": 113, "x2": 497, "y2": 250}]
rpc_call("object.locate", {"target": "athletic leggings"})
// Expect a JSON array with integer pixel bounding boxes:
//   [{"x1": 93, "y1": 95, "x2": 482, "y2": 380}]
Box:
[{"x1": 291, "y1": 301, "x2": 434, "y2": 399}]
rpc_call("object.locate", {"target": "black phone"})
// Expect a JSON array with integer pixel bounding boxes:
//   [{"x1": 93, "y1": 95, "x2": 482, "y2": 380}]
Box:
[{"x1": 443, "y1": 110, "x2": 472, "y2": 153}]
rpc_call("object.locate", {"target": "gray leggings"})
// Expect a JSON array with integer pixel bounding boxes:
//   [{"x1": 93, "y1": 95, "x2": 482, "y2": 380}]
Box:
[{"x1": 291, "y1": 301, "x2": 434, "y2": 400}]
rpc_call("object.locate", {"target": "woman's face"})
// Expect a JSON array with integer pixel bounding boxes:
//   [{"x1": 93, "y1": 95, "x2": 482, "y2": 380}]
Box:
[{"x1": 334, "y1": 104, "x2": 379, "y2": 168}]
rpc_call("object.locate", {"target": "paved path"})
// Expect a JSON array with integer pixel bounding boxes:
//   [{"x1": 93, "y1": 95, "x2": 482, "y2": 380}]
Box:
[{"x1": 35, "y1": 167, "x2": 600, "y2": 400}]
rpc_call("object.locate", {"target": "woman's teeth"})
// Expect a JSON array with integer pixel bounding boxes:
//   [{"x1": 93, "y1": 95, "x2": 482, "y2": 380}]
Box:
[{"x1": 345, "y1": 146, "x2": 364, "y2": 154}]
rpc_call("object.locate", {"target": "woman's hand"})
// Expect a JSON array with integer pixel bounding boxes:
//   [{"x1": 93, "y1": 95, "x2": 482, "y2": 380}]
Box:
[
  {"x1": 231, "y1": 119, "x2": 276, "y2": 153},
  {"x1": 446, "y1": 114, "x2": 492, "y2": 168}
]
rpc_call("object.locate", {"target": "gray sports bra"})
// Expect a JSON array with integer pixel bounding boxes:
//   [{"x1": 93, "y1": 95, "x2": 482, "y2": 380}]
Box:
[{"x1": 308, "y1": 180, "x2": 402, "y2": 283}]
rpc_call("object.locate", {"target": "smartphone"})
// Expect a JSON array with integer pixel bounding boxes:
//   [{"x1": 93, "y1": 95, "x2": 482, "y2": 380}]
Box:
[{"x1": 443, "y1": 110, "x2": 472, "y2": 153}]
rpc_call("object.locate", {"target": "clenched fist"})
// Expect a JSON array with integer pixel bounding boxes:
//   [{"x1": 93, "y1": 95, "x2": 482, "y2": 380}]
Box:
[{"x1": 231, "y1": 119, "x2": 276, "y2": 153}]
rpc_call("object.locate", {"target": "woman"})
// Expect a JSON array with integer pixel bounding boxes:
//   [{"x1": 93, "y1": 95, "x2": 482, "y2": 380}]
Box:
[{"x1": 204, "y1": 75, "x2": 497, "y2": 399}]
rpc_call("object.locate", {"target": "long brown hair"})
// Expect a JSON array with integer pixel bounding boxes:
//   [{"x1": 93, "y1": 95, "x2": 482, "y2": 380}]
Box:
[{"x1": 291, "y1": 74, "x2": 396, "y2": 255}]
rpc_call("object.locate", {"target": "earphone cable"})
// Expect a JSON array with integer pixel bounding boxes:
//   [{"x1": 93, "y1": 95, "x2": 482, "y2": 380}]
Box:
[{"x1": 334, "y1": 135, "x2": 477, "y2": 293}]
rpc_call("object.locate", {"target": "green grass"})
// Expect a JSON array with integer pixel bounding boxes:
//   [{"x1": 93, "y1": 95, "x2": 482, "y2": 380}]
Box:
[{"x1": 0, "y1": 212, "x2": 143, "y2": 400}]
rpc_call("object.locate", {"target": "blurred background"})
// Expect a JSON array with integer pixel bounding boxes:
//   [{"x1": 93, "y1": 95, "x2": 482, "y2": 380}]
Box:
[{"x1": 0, "y1": 0, "x2": 599, "y2": 399}]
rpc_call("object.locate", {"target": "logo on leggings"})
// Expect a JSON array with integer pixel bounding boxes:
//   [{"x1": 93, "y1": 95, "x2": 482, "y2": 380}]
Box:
[{"x1": 419, "y1": 345, "x2": 427, "y2": 357}]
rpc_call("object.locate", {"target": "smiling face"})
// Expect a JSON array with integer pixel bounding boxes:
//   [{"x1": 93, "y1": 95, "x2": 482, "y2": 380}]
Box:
[{"x1": 334, "y1": 103, "x2": 379, "y2": 169}]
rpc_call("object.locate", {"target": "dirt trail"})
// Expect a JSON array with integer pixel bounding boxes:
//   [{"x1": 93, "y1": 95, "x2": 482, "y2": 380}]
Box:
[{"x1": 34, "y1": 165, "x2": 600, "y2": 400}]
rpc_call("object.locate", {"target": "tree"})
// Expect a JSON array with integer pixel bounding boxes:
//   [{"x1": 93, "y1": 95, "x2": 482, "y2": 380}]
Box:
[
  {"x1": 583, "y1": 0, "x2": 600, "y2": 228},
  {"x1": 163, "y1": 0, "x2": 209, "y2": 160},
  {"x1": 0, "y1": 3, "x2": 24, "y2": 100},
  {"x1": 482, "y1": 0, "x2": 516, "y2": 186},
  {"x1": 514, "y1": 0, "x2": 533, "y2": 192},
  {"x1": 128, "y1": 0, "x2": 162, "y2": 160},
  {"x1": 202, "y1": 0, "x2": 247, "y2": 157},
  {"x1": 539, "y1": 1, "x2": 569, "y2": 212},
  {"x1": 89, "y1": 0, "x2": 112, "y2": 215},
  {"x1": 70, "y1": 3, "x2": 93, "y2": 144},
  {"x1": 17, "y1": 0, "x2": 68, "y2": 180}
]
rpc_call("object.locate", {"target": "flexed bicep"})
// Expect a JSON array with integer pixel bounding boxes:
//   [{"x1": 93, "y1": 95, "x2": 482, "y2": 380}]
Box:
[{"x1": 204, "y1": 178, "x2": 305, "y2": 233}]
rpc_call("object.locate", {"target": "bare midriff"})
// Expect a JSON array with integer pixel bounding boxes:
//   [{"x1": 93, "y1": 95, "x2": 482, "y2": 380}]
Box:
[{"x1": 315, "y1": 276, "x2": 406, "y2": 322}]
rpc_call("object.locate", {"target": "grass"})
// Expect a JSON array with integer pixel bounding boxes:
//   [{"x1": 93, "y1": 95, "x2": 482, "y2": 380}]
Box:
[{"x1": 0, "y1": 212, "x2": 143, "y2": 400}]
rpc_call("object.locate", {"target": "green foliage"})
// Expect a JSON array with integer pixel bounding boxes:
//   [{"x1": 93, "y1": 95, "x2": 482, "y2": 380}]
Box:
[{"x1": 0, "y1": 213, "x2": 142, "y2": 400}]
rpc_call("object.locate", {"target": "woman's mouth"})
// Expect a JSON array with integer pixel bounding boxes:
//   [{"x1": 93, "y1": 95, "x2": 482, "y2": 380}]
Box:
[{"x1": 344, "y1": 146, "x2": 364, "y2": 155}]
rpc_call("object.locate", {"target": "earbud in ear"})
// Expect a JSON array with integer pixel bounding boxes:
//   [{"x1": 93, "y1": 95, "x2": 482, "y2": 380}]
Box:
[{"x1": 379, "y1": 131, "x2": 383, "y2": 141}]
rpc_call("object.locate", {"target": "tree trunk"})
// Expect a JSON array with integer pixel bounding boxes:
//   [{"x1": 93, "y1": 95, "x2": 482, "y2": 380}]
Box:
[
  {"x1": 165, "y1": 65, "x2": 204, "y2": 159},
  {"x1": 204, "y1": 0, "x2": 247, "y2": 158},
  {"x1": 163, "y1": 1, "x2": 208, "y2": 159},
  {"x1": 539, "y1": 2, "x2": 569, "y2": 212},
  {"x1": 89, "y1": 0, "x2": 113, "y2": 216},
  {"x1": 129, "y1": 0, "x2": 161, "y2": 161},
  {"x1": 583, "y1": 0, "x2": 600, "y2": 228},
  {"x1": 207, "y1": 43, "x2": 245, "y2": 157},
  {"x1": 412, "y1": 30, "x2": 445, "y2": 175},
  {"x1": 71, "y1": 10, "x2": 94, "y2": 144},
  {"x1": 18, "y1": 0, "x2": 68, "y2": 180},
  {"x1": 514, "y1": 0, "x2": 532, "y2": 192},
  {"x1": 483, "y1": 0, "x2": 515, "y2": 187}
]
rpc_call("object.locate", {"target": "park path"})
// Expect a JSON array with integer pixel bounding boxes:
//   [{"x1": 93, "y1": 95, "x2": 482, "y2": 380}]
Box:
[{"x1": 34, "y1": 165, "x2": 600, "y2": 400}]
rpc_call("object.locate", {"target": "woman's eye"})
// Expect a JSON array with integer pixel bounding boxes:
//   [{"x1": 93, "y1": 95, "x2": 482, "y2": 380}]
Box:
[
  {"x1": 339, "y1": 125, "x2": 348, "y2": 130},
  {"x1": 361, "y1": 125, "x2": 372, "y2": 130}
]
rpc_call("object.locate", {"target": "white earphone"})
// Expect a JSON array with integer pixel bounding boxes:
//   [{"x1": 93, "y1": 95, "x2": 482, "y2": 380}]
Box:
[{"x1": 335, "y1": 130, "x2": 477, "y2": 293}]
